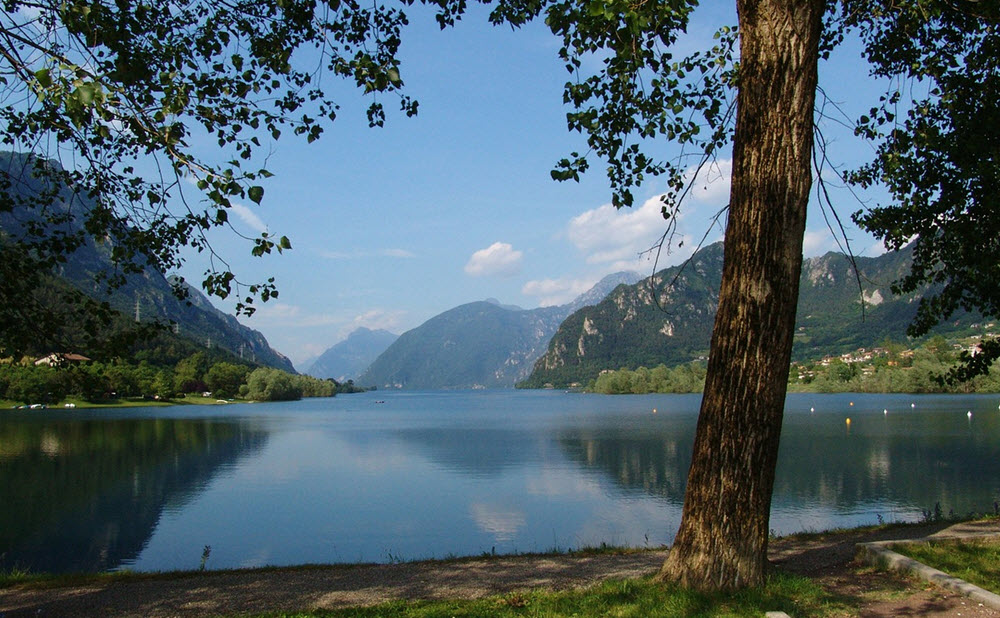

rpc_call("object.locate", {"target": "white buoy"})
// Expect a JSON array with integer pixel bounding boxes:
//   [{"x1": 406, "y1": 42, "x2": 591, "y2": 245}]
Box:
[
  {"x1": 968, "y1": 411, "x2": 973, "y2": 418},
  {"x1": 810, "y1": 407, "x2": 815, "y2": 413},
  {"x1": 884, "y1": 409, "x2": 888, "y2": 415},
  {"x1": 912, "y1": 403, "x2": 916, "y2": 408}
]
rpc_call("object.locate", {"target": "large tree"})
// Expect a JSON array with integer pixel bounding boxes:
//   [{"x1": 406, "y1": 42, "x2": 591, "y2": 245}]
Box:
[
  {"x1": 491, "y1": 0, "x2": 821, "y2": 588},
  {"x1": 658, "y1": 0, "x2": 823, "y2": 588},
  {"x1": 490, "y1": 0, "x2": 998, "y2": 590},
  {"x1": 4, "y1": 0, "x2": 997, "y2": 593}
]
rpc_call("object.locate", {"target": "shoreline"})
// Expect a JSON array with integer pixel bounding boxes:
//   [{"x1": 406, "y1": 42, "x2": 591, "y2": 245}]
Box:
[
  {"x1": 3, "y1": 519, "x2": 999, "y2": 618},
  {"x1": 1, "y1": 519, "x2": 988, "y2": 587}
]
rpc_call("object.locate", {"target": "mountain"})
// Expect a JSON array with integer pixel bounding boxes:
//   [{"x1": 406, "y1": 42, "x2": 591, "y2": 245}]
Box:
[
  {"x1": 163, "y1": 277, "x2": 295, "y2": 372},
  {"x1": 0, "y1": 151, "x2": 294, "y2": 372},
  {"x1": 357, "y1": 271, "x2": 642, "y2": 390},
  {"x1": 521, "y1": 242, "x2": 977, "y2": 388},
  {"x1": 303, "y1": 327, "x2": 399, "y2": 381}
]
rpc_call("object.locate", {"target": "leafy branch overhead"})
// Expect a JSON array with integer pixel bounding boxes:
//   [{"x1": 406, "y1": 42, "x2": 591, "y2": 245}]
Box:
[
  {"x1": 0, "y1": 0, "x2": 415, "y2": 345},
  {"x1": 840, "y1": 0, "x2": 1000, "y2": 378},
  {"x1": 490, "y1": 0, "x2": 738, "y2": 213},
  {"x1": 1, "y1": 0, "x2": 997, "y2": 372}
]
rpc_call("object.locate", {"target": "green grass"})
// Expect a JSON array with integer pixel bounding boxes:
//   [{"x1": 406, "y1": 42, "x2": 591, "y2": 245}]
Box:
[
  {"x1": 0, "y1": 562, "x2": 844, "y2": 616},
  {"x1": 892, "y1": 537, "x2": 1000, "y2": 594},
  {"x1": 2, "y1": 395, "x2": 239, "y2": 410},
  {"x1": 254, "y1": 574, "x2": 843, "y2": 618}
]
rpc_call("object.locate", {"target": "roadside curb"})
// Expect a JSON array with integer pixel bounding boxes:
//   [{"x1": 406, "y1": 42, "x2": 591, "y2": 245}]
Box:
[{"x1": 857, "y1": 534, "x2": 1000, "y2": 611}]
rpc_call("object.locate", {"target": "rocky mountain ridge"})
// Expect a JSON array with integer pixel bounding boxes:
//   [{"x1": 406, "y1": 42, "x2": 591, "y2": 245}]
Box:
[{"x1": 521, "y1": 242, "x2": 975, "y2": 388}]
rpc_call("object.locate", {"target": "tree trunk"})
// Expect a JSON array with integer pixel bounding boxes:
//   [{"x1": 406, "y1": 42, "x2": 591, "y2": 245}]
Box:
[{"x1": 658, "y1": 0, "x2": 823, "y2": 590}]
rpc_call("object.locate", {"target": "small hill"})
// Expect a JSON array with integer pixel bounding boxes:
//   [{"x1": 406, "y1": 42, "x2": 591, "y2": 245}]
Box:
[
  {"x1": 358, "y1": 272, "x2": 641, "y2": 390},
  {"x1": 303, "y1": 327, "x2": 399, "y2": 381}
]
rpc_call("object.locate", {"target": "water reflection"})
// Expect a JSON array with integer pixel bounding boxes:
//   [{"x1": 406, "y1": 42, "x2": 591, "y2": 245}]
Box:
[
  {"x1": 554, "y1": 397, "x2": 1000, "y2": 531},
  {"x1": 3, "y1": 392, "x2": 1000, "y2": 573},
  {"x1": 0, "y1": 414, "x2": 267, "y2": 573},
  {"x1": 557, "y1": 430, "x2": 693, "y2": 505},
  {"x1": 774, "y1": 406, "x2": 1000, "y2": 518}
]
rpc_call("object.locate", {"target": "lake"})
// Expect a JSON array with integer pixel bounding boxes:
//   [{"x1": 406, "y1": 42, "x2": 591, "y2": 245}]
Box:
[{"x1": 2, "y1": 390, "x2": 999, "y2": 574}]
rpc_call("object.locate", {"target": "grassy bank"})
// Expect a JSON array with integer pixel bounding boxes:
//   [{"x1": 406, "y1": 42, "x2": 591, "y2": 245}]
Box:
[
  {"x1": 892, "y1": 537, "x2": 1000, "y2": 594},
  {"x1": 261, "y1": 574, "x2": 837, "y2": 618},
  {"x1": 3, "y1": 520, "x2": 996, "y2": 617},
  {"x1": 0, "y1": 566, "x2": 839, "y2": 617},
  {"x1": 2, "y1": 394, "x2": 241, "y2": 410}
]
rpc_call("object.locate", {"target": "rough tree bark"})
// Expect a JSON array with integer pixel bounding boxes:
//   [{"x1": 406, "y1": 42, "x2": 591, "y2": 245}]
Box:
[{"x1": 658, "y1": 0, "x2": 824, "y2": 590}]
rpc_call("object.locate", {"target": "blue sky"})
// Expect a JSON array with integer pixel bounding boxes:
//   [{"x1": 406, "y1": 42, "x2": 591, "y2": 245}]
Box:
[{"x1": 177, "y1": 5, "x2": 893, "y2": 368}]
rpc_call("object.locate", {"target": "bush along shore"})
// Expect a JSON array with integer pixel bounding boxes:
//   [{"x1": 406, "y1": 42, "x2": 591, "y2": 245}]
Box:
[
  {"x1": 589, "y1": 336, "x2": 1000, "y2": 395},
  {"x1": 1, "y1": 350, "x2": 370, "y2": 409}
]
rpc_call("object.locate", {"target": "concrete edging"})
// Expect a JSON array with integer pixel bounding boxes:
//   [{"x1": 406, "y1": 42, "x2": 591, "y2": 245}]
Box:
[{"x1": 856, "y1": 536, "x2": 1000, "y2": 611}]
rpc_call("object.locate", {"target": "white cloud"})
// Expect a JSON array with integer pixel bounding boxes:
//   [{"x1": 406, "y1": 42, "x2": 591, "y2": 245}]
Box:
[
  {"x1": 687, "y1": 158, "x2": 733, "y2": 206},
  {"x1": 464, "y1": 242, "x2": 524, "y2": 278},
  {"x1": 244, "y1": 302, "x2": 340, "y2": 328},
  {"x1": 230, "y1": 202, "x2": 268, "y2": 234},
  {"x1": 348, "y1": 309, "x2": 407, "y2": 334},
  {"x1": 802, "y1": 230, "x2": 833, "y2": 256},
  {"x1": 567, "y1": 195, "x2": 666, "y2": 266},
  {"x1": 521, "y1": 277, "x2": 599, "y2": 307},
  {"x1": 381, "y1": 248, "x2": 416, "y2": 258}
]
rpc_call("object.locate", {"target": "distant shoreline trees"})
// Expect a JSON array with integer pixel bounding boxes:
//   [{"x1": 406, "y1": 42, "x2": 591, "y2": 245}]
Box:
[
  {"x1": 588, "y1": 337, "x2": 1000, "y2": 395},
  {"x1": 0, "y1": 352, "x2": 362, "y2": 406}
]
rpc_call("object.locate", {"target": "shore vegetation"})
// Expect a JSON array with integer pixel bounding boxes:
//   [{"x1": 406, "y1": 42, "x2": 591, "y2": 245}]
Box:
[
  {"x1": 0, "y1": 350, "x2": 360, "y2": 409},
  {"x1": 589, "y1": 336, "x2": 1000, "y2": 395}
]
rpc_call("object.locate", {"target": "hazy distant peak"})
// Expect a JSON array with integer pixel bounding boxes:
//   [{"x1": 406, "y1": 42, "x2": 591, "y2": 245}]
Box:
[
  {"x1": 305, "y1": 327, "x2": 399, "y2": 381},
  {"x1": 485, "y1": 298, "x2": 524, "y2": 312},
  {"x1": 345, "y1": 326, "x2": 398, "y2": 340},
  {"x1": 565, "y1": 270, "x2": 643, "y2": 313}
]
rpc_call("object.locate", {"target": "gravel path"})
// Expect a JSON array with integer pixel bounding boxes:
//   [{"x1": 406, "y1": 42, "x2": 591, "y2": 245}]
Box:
[
  {"x1": 0, "y1": 552, "x2": 665, "y2": 617},
  {"x1": 2, "y1": 520, "x2": 999, "y2": 617}
]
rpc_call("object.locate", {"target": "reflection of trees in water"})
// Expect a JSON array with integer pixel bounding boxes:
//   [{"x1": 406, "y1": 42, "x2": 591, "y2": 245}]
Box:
[
  {"x1": 558, "y1": 420, "x2": 1000, "y2": 516},
  {"x1": 773, "y1": 430, "x2": 1000, "y2": 514},
  {"x1": 0, "y1": 417, "x2": 268, "y2": 573},
  {"x1": 557, "y1": 429, "x2": 695, "y2": 505}
]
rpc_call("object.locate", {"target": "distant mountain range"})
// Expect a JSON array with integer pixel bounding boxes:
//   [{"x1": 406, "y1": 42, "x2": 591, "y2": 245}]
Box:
[
  {"x1": 302, "y1": 327, "x2": 399, "y2": 381},
  {"x1": 0, "y1": 151, "x2": 294, "y2": 372},
  {"x1": 357, "y1": 272, "x2": 642, "y2": 389},
  {"x1": 520, "y1": 241, "x2": 977, "y2": 388}
]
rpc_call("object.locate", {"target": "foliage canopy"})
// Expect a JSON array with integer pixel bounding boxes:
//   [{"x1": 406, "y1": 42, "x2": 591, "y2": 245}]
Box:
[{"x1": 0, "y1": 0, "x2": 417, "y2": 356}]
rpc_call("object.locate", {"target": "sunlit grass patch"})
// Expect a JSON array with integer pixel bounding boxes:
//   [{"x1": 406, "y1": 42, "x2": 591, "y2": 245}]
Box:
[
  {"x1": 892, "y1": 537, "x2": 1000, "y2": 594},
  {"x1": 263, "y1": 573, "x2": 844, "y2": 618}
]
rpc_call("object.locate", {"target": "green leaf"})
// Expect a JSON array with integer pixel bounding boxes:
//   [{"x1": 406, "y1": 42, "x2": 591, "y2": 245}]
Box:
[
  {"x1": 34, "y1": 68, "x2": 52, "y2": 89},
  {"x1": 248, "y1": 185, "x2": 264, "y2": 204}
]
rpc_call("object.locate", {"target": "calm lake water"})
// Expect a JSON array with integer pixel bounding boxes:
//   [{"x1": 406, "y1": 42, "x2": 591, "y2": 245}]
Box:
[{"x1": 2, "y1": 390, "x2": 999, "y2": 573}]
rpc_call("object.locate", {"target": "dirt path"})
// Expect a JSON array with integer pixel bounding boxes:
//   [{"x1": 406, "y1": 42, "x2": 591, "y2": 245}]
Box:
[{"x1": 2, "y1": 521, "x2": 999, "y2": 617}]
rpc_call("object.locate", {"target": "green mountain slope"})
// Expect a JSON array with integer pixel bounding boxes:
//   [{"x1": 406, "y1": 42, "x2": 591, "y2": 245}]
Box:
[
  {"x1": 521, "y1": 242, "x2": 976, "y2": 388},
  {"x1": 0, "y1": 152, "x2": 294, "y2": 371}
]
